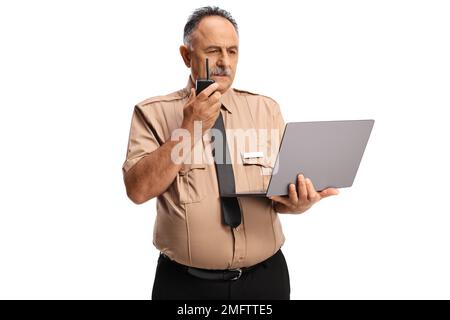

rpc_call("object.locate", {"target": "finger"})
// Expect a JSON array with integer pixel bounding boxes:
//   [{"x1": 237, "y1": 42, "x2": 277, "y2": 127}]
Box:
[
  {"x1": 189, "y1": 88, "x2": 196, "y2": 99},
  {"x1": 297, "y1": 174, "x2": 307, "y2": 202},
  {"x1": 270, "y1": 195, "x2": 292, "y2": 208},
  {"x1": 319, "y1": 188, "x2": 339, "y2": 198},
  {"x1": 184, "y1": 88, "x2": 196, "y2": 108},
  {"x1": 207, "y1": 90, "x2": 222, "y2": 104},
  {"x1": 305, "y1": 178, "x2": 320, "y2": 202},
  {"x1": 287, "y1": 183, "x2": 299, "y2": 206},
  {"x1": 197, "y1": 82, "x2": 219, "y2": 100}
]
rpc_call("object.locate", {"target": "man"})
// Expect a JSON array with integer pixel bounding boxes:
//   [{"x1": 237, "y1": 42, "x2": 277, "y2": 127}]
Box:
[{"x1": 122, "y1": 6, "x2": 338, "y2": 300}]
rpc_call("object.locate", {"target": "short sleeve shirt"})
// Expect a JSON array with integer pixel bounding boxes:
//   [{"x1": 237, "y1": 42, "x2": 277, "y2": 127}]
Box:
[{"x1": 123, "y1": 78, "x2": 286, "y2": 269}]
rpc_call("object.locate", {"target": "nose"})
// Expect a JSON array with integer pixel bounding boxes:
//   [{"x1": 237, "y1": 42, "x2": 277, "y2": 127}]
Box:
[{"x1": 217, "y1": 51, "x2": 230, "y2": 68}]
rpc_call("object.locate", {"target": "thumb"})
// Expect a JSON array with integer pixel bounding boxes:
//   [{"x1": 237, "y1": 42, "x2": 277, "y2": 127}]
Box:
[
  {"x1": 184, "y1": 88, "x2": 196, "y2": 110},
  {"x1": 187, "y1": 88, "x2": 196, "y2": 104},
  {"x1": 319, "y1": 188, "x2": 339, "y2": 198}
]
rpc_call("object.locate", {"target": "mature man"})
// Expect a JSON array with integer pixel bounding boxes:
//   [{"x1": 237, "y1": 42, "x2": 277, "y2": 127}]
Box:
[{"x1": 123, "y1": 7, "x2": 338, "y2": 300}]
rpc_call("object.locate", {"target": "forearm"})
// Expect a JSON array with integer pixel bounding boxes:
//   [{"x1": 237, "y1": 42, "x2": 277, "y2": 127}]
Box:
[{"x1": 124, "y1": 126, "x2": 197, "y2": 204}]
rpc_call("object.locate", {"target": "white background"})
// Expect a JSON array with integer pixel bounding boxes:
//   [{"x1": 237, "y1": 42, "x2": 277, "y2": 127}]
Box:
[{"x1": 1, "y1": 0, "x2": 449, "y2": 299}]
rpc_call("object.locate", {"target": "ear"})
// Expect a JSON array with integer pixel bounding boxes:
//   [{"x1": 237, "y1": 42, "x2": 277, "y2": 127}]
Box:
[{"x1": 179, "y1": 45, "x2": 191, "y2": 68}]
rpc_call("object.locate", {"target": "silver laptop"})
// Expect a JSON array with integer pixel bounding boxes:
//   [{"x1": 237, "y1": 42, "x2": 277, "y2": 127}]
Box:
[{"x1": 222, "y1": 119, "x2": 374, "y2": 197}]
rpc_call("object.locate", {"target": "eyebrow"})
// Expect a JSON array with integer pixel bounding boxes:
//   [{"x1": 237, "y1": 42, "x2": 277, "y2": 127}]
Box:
[{"x1": 205, "y1": 45, "x2": 239, "y2": 51}]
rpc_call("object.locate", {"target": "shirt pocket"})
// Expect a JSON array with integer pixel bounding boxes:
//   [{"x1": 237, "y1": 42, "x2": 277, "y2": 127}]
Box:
[
  {"x1": 242, "y1": 156, "x2": 274, "y2": 192},
  {"x1": 177, "y1": 163, "x2": 207, "y2": 204}
]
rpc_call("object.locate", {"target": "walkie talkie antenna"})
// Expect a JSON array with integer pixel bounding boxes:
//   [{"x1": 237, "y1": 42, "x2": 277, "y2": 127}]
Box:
[{"x1": 195, "y1": 58, "x2": 215, "y2": 95}]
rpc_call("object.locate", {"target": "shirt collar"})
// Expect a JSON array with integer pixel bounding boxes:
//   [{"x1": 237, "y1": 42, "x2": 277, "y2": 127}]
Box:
[{"x1": 184, "y1": 77, "x2": 234, "y2": 114}]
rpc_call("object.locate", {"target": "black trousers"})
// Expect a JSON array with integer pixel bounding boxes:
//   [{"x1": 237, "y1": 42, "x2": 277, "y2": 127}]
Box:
[{"x1": 152, "y1": 250, "x2": 290, "y2": 300}]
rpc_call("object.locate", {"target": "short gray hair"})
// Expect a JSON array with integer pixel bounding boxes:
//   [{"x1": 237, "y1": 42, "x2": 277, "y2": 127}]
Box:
[{"x1": 183, "y1": 6, "x2": 238, "y2": 46}]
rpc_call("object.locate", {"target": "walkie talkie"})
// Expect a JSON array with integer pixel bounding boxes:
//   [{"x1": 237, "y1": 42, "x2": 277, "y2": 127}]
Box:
[{"x1": 195, "y1": 58, "x2": 215, "y2": 95}]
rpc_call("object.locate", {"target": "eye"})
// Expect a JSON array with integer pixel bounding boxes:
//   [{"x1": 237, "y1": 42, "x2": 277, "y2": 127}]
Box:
[{"x1": 207, "y1": 49, "x2": 220, "y2": 54}]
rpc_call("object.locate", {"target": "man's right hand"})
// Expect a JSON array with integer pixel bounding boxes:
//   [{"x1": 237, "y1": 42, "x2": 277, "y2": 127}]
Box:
[{"x1": 181, "y1": 82, "x2": 222, "y2": 134}]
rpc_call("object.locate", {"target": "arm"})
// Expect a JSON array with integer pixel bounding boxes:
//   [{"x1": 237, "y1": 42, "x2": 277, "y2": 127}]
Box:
[
  {"x1": 124, "y1": 83, "x2": 221, "y2": 204},
  {"x1": 124, "y1": 137, "x2": 188, "y2": 204}
]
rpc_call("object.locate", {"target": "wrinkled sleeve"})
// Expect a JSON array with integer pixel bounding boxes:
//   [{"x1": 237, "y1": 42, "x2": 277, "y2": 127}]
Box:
[{"x1": 122, "y1": 105, "x2": 161, "y2": 174}]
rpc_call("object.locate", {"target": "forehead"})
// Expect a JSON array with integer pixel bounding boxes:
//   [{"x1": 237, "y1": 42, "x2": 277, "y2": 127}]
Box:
[{"x1": 192, "y1": 16, "x2": 239, "y2": 47}]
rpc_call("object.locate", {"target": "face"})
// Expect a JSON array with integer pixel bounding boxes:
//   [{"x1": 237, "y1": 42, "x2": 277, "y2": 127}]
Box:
[{"x1": 180, "y1": 16, "x2": 239, "y2": 93}]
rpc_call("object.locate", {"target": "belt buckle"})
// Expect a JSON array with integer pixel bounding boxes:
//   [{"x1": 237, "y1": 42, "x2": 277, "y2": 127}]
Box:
[{"x1": 230, "y1": 268, "x2": 242, "y2": 280}]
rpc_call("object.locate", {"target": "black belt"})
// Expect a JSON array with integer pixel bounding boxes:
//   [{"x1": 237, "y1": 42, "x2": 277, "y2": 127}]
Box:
[
  {"x1": 188, "y1": 266, "x2": 248, "y2": 281},
  {"x1": 160, "y1": 253, "x2": 267, "y2": 281}
]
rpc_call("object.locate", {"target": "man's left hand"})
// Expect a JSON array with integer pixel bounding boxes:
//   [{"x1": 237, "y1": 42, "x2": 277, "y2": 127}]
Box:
[{"x1": 269, "y1": 174, "x2": 339, "y2": 214}]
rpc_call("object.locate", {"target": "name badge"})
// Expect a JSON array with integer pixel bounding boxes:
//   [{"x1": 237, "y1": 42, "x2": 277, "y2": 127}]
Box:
[{"x1": 241, "y1": 151, "x2": 264, "y2": 159}]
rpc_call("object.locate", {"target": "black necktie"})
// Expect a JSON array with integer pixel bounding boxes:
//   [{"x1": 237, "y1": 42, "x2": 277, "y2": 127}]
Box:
[{"x1": 212, "y1": 108, "x2": 242, "y2": 228}]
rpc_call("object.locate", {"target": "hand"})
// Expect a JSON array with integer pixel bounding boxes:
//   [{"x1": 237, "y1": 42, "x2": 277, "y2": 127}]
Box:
[
  {"x1": 269, "y1": 174, "x2": 339, "y2": 214},
  {"x1": 181, "y1": 83, "x2": 221, "y2": 135}
]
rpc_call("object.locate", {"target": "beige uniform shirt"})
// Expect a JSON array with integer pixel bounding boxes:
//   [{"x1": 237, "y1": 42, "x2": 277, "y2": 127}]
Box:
[{"x1": 123, "y1": 79, "x2": 286, "y2": 270}]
